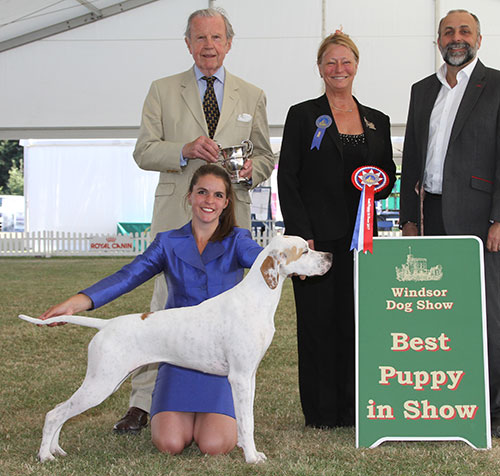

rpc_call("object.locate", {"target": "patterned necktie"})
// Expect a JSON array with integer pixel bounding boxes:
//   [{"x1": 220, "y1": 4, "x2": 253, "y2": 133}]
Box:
[{"x1": 202, "y1": 76, "x2": 220, "y2": 139}]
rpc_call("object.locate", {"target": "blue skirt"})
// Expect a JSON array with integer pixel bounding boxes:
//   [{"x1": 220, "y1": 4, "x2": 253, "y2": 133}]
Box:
[{"x1": 150, "y1": 363, "x2": 235, "y2": 419}]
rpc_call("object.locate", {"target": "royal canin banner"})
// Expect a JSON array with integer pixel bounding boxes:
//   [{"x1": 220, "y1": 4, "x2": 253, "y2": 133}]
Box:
[{"x1": 89, "y1": 235, "x2": 134, "y2": 251}]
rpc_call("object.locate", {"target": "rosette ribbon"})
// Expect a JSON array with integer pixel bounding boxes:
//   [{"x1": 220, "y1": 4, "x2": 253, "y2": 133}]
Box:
[
  {"x1": 350, "y1": 166, "x2": 389, "y2": 254},
  {"x1": 310, "y1": 115, "x2": 332, "y2": 150}
]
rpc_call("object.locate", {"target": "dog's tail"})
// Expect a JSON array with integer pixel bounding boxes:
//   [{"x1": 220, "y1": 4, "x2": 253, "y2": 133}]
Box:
[{"x1": 18, "y1": 314, "x2": 108, "y2": 330}]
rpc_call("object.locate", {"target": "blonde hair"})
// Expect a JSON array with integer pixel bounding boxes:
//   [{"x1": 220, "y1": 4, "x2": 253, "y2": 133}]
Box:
[{"x1": 317, "y1": 31, "x2": 359, "y2": 65}]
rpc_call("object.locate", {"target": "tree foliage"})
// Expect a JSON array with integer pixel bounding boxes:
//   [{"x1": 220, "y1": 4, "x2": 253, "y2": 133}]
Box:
[
  {"x1": 0, "y1": 140, "x2": 24, "y2": 195},
  {"x1": 3, "y1": 164, "x2": 24, "y2": 195}
]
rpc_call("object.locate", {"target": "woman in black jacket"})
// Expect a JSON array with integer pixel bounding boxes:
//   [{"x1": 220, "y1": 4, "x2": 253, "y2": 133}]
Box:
[{"x1": 278, "y1": 30, "x2": 396, "y2": 429}]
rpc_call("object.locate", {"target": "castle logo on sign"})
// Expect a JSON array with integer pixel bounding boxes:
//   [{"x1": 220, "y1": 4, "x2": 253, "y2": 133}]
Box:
[{"x1": 396, "y1": 246, "x2": 443, "y2": 282}]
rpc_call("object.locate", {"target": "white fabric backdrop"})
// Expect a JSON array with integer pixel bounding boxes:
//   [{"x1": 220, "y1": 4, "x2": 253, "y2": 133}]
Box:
[{"x1": 22, "y1": 139, "x2": 158, "y2": 234}]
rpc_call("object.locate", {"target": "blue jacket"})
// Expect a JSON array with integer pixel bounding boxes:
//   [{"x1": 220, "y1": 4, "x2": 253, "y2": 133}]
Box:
[{"x1": 82, "y1": 222, "x2": 263, "y2": 310}]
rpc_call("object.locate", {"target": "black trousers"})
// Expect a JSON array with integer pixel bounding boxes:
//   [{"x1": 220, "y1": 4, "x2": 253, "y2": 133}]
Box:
[
  {"x1": 292, "y1": 235, "x2": 355, "y2": 428},
  {"x1": 424, "y1": 194, "x2": 500, "y2": 417}
]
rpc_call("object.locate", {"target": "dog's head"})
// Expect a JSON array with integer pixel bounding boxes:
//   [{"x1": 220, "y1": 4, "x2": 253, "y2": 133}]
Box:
[{"x1": 260, "y1": 235, "x2": 333, "y2": 289}]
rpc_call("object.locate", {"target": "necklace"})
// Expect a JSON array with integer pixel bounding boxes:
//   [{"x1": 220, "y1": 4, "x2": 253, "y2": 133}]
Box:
[{"x1": 330, "y1": 103, "x2": 353, "y2": 113}]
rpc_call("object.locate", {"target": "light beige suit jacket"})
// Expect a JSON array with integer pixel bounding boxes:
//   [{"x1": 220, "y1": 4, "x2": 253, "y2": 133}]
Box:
[{"x1": 133, "y1": 67, "x2": 275, "y2": 236}]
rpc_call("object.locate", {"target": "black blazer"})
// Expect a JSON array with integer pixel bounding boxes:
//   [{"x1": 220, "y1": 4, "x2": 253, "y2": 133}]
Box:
[
  {"x1": 400, "y1": 60, "x2": 500, "y2": 241},
  {"x1": 278, "y1": 94, "x2": 396, "y2": 242}
]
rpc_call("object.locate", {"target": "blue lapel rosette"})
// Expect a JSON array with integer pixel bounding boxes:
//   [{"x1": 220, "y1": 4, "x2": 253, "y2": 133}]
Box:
[{"x1": 310, "y1": 115, "x2": 333, "y2": 150}]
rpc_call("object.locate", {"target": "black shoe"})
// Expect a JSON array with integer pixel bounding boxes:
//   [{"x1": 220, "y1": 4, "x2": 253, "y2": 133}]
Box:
[
  {"x1": 492, "y1": 416, "x2": 500, "y2": 437},
  {"x1": 305, "y1": 421, "x2": 335, "y2": 430},
  {"x1": 113, "y1": 407, "x2": 148, "y2": 434}
]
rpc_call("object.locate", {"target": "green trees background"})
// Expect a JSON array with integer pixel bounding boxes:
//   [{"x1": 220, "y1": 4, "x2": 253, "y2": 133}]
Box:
[{"x1": 0, "y1": 140, "x2": 24, "y2": 195}]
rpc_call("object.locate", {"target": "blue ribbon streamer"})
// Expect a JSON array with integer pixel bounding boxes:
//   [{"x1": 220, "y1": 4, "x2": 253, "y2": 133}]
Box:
[{"x1": 310, "y1": 128, "x2": 326, "y2": 150}]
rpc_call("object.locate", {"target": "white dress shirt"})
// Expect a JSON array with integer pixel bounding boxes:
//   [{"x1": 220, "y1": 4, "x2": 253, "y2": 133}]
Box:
[
  {"x1": 193, "y1": 64, "x2": 225, "y2": 111},
  {"x1": 423, "y1": 57, "x2": 478, "y2": 194},
  {"x1": 180, "y1": 65, "x2": 225, "y2": 165}
]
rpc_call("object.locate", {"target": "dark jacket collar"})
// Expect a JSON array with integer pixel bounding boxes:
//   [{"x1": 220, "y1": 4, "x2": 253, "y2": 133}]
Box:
[
  {"x1": 450, "y1": 59, "x2": 487, "y2": 142},
  {"x1": 420, "y1": 60, "x2": 487, "y2": 146}
]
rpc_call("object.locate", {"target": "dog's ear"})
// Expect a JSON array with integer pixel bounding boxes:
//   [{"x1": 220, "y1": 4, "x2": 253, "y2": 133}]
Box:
[{"x1": 260, "y1": 254, "x2": 279, "y2": 289}]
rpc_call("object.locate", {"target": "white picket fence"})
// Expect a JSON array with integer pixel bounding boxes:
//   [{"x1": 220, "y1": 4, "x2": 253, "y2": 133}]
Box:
[
  {"x1": 0, "y1": 230, "x2": 152, "y2": 257},
  {"x1": 0, "y1": 222, "x2": 283, "y2": 257}
]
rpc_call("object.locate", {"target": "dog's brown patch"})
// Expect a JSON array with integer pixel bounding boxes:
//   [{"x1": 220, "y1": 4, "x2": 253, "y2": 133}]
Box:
[
  {"x1": 260, "y1": 255, "x2": 279, "y2": 289},
  {"x1": 141, "y1": 312, "x2": 152, "y2": 320},
  {"x1": 281, "y1": 246, "x2": 303, "y2": 265}
]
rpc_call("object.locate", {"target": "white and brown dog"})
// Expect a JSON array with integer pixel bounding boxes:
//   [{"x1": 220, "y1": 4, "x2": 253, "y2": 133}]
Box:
[{"x1": 19, "y1": 235, "x2": 332, "y2": 464}]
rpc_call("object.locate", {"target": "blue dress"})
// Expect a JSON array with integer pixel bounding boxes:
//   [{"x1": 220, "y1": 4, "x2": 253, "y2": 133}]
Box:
[{"x1": 81, "y1": 222, "x2": 263, "y2": 419}]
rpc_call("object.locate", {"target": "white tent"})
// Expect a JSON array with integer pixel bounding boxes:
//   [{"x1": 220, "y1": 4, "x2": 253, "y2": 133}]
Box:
[{"x1": 4, "y1": 0, "x2": 500, "y2": 141}]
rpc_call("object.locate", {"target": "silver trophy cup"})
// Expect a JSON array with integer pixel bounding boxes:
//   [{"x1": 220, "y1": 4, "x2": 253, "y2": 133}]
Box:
[{"x1": 217, "y1": 139, "x2": 253, "y2": 183}]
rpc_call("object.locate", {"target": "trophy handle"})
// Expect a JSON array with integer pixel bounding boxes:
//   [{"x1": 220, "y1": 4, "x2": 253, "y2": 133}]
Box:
[
  {"x1": 241, "y1": 139, "x2": 253, "y2": 157},
  {"x1": 216, "y1": 143, "x2": 225, "y2": 163}
]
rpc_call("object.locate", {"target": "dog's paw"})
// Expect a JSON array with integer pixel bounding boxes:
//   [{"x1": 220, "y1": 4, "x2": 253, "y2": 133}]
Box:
[
  {"x1": 38, "y1": 451, "x2": 55, "y2": 463},
  {"x1": 255, "y1": 451, "x2": 267, "y2": 463},
  {"x1": 52, "y1": 445, "x2": 67, "y2": 457},
  {"x1": 245, "y1": 451, "x2": 267, "y2": 464}
]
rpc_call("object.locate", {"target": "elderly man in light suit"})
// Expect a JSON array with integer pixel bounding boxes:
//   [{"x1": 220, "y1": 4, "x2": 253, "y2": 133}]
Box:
[
  {"x1": 113, "y1": 8, "x2": 274, "y2": 433},
  {"x1": 400, "y1": 9, "x2": 500, "y2": 436}
]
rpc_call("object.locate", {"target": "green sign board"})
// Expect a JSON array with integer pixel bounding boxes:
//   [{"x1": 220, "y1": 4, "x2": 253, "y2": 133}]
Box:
[{"x1": 356, "y1": 237, "x2": 490, "y2": 449}]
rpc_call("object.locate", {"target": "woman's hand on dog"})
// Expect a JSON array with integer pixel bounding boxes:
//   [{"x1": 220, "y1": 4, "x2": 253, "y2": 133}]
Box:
[{"x1": 39, "y1": 294, "x2": 93, "y2": 326}]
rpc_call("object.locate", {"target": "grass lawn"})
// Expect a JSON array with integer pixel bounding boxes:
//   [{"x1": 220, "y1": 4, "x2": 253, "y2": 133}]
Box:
[{"x1": 1, "y1": 256, "x2": 500, "y2": 475}]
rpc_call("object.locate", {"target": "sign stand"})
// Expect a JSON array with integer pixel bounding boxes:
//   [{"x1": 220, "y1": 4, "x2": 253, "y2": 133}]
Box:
[{"x1": 356, "y1": 236, "x2": 491, "y2": 449}]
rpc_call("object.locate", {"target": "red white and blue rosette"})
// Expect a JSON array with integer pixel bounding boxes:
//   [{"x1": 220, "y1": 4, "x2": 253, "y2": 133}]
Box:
[{"x1": 350, "y1": 166, "x2": 389, "y2": 254}]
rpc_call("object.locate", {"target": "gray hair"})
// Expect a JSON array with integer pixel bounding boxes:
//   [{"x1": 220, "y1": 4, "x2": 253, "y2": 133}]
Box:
[
  {"x1": 185, "y1": 8, "x2": 235, "y2": 40},
  {"x1": 438, "y1": 9, "x2": 481, "y2": 37}
]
